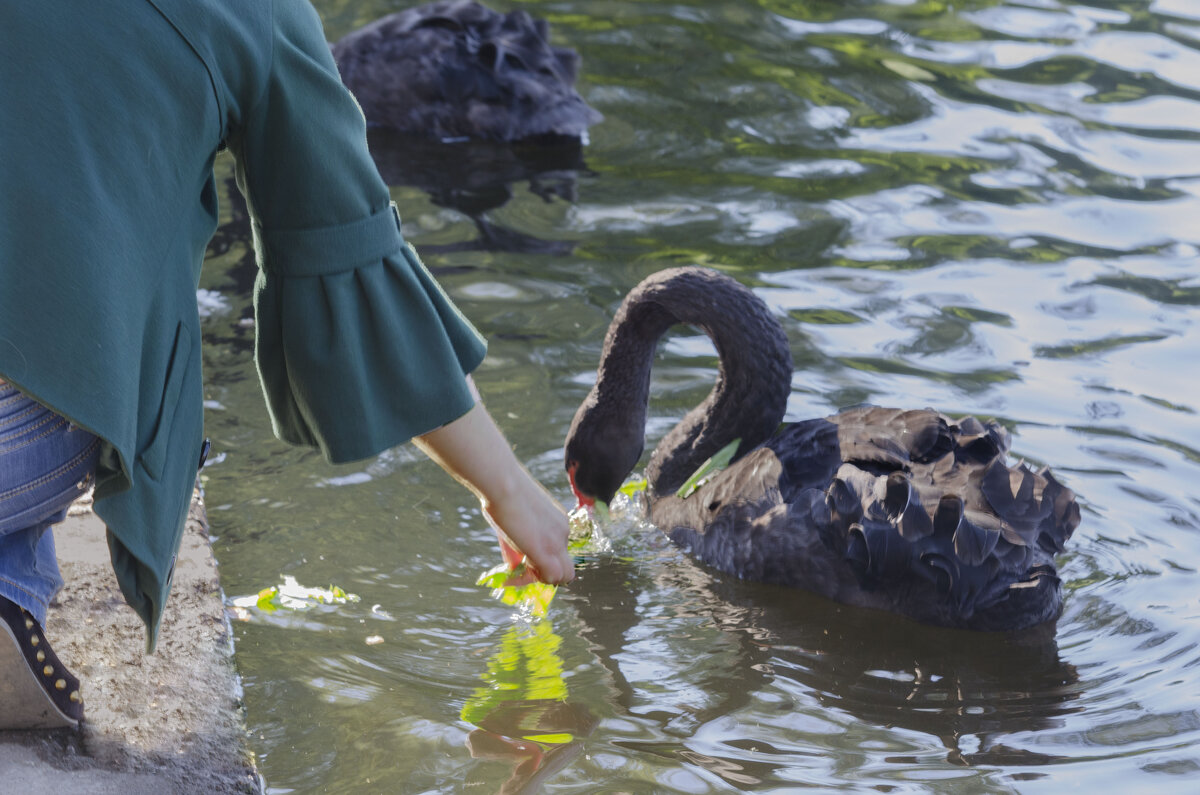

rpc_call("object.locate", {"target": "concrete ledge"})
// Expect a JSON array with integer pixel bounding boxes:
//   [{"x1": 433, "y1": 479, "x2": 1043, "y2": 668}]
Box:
[{"x1": 0, "y1": 491, "x2": 260, "y2": 793}]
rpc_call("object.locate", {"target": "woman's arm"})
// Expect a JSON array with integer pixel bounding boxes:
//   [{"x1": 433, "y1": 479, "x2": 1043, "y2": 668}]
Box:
[{"x1": 413, "y1": 378, "x2": 575, "y2": 586}]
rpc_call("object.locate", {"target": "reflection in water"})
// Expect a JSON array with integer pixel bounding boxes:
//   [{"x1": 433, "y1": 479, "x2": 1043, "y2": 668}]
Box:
[
  {"x1": 567, "y1": 539, "x2": 1079, "y2": 789},
  {"x1": 203, "y1": 128, "x2": 591, "y2": 300},
  {"x1": 461, "y1": 621, "x2": 596, "y2": 794},
  {"x1": 198, "y1": 128, "x2": 592, "y2": 358},
  {"x1": 367, "y1": 129, "x2": 589, "y2": 257}
]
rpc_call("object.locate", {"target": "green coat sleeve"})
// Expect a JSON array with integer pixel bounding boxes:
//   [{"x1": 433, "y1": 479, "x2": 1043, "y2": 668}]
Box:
[{"x1": 228, "y1": 0, "x2": 486, "y2": 463}]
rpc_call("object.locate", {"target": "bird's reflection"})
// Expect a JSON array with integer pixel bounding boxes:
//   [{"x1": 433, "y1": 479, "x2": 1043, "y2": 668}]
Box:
[
  {"x1": 562, "y1": 545, "x2": 1081, "y2": 785},
  {"x1": 367, "y1": 129, "x2": 589, "y2": 258}
]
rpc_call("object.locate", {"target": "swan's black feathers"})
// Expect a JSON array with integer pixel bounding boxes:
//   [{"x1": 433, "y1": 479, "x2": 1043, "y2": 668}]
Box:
[
  {"x1": 566, "y1": 267, "x2": 1081, "y2": 630},
  {"x1": 655, "y1": 405, "x2": 1078, "y2": 628},
  {"x1": 332, "y1": 1, "x2": 602, "y2": 141}
]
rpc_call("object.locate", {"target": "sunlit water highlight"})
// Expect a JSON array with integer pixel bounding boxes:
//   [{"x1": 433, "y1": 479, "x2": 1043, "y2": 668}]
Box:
[{"x1": 199, "y1": 1, "x2": 1200, "y2": 791}]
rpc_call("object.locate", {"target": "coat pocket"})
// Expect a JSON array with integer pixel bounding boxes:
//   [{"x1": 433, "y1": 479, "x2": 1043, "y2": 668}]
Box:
[{"x1": 138, "y1": 322, "x2": 194, "y2": 481}]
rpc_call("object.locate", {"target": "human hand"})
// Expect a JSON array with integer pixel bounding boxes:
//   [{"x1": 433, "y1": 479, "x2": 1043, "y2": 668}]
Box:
[{"x1": 481, "y1": 472, "x2": 574, "y2": 587}]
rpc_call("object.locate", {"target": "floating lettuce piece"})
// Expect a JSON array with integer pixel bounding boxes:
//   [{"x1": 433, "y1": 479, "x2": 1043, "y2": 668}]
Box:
[
  {"x1": 618, "y1": 478, "x2": 647, "y2": 498},
  {"x1": 231, "y1": 575, "x2": 360, "y2": 613},
  {"x1": 676, "y1": 438, "x2": 741, "y2": 499},
  {"x1": 477, "y1": 562, "x2": 557, "y2": 618},
  {"x1": 476, "y1": 561, "x2": 525, "y2": 590}
]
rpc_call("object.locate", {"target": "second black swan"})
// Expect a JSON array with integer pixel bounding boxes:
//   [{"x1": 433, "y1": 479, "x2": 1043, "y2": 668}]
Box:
[
  {"x1": 332, "y1": 1, "x2": 602, "y2": 142},
  {"x1": 564, "y1": 267, "x2": 1080, "y2": 631}
]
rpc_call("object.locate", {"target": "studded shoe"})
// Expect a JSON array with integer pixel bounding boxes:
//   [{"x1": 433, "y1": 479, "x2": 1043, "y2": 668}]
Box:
[{"x1": 0, "y1": 596, "x2": 83, "y2": 729}]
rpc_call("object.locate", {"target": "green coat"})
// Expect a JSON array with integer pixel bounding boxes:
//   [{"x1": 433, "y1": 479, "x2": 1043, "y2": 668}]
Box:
[{"x1": 0, "y1": 0, "x2": 486, "y2": 650}]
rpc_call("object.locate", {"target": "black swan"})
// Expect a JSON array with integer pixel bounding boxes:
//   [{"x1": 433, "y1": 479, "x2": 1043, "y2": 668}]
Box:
[
  {"x1": 564, "y1": 267, "x2": 1081, "y2": 631},
  {"x1": 331, "y1": 1, "x2": 602, "y2": 142}
]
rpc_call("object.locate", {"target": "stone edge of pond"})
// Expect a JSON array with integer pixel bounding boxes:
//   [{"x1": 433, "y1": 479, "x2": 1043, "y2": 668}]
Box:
[{"x1": 0, "y1": 489, "x2": 262, "y2": 794}]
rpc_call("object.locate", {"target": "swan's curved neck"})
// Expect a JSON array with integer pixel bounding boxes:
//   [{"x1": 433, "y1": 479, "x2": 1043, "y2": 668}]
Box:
[{"x1": 595, "y1": 268, "x2": 794, "y2": 498}]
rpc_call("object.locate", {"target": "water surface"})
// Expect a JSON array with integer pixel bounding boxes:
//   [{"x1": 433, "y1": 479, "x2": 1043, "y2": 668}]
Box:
[{"x1": 199, "y1": 0, "x2": 1200, "y2": 791}]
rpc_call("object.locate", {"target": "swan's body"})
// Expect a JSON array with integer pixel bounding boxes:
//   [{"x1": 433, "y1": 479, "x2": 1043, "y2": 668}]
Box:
[
  {"x1": 331, "y1": 1, "x2": 602, "y2": 142},
  {"x1": 565, "y1": 267, "x2": 1080, "y2": 631}
]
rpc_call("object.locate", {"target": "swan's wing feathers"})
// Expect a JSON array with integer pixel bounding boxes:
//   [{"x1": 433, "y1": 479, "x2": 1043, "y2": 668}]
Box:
[
  {"x1": 759, "y1": 408, "x2": 1075, "y2": 626},
  {"x1": 663, "y1": 491, "x2": 828, "y2": 587},
  {"x1": 824, "y1": 462, "x2": 1060, "y2": 624},
  {"x1": 901, "y1": 410, "x2": 958, "y2": 462},
  {"x1": 652, "y1": 404, "x2": 1074, "y2": 628},
  {"x1": 831, "y1": 407, "x2": 955, "y2": 470},
  {"x1": 877, "y1": 472, "x2": 936, "y2": 540},
  {"x1": 833, "y1": 406, "x2": 912, "y2": 468},
  {"x1": 825, "y1": 476, "x2": 863, "y2": 527},
  {"x1": 982, "y1": 459, "x2": 1036, "y2": 518},
  {"x1": 918, "y1": 552, "x2": 957, "y2": 594},
  {"x1": 952, "y1": 415, "x2": 1011, "y2": 462},
  {"x1": 979, "y1": 458, "x2": 1079, "y2": 554},
  {"x1": 953, "y1": 513, "x2": 1001, "y2": 566},
  {"x1": 770, "y1": 417, "x2": 844, "y2": 493},
  {"x1": 827, "y1": 464, "x2": 930, "y2": 540},
  {"x1": 837, "y1": 436, "x2": 910, "y2": 471},
  {"x1": 1039, "y1": 467, "x2": 1081, "y2": 552},
  {"x1": 846, "y1": 523, "x2": 916, "y2": 585},
  {"x1": 658, "y1": 450, "x2": 847, "y2": 594}
]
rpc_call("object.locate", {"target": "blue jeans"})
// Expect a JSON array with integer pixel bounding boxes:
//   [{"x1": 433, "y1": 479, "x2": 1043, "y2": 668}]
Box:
[{"x1": 0, "y1": 381, "x2": 99, "y2": 627}]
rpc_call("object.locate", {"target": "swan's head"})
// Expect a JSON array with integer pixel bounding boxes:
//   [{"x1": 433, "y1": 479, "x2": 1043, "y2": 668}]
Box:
[{"x1": 564, "y1": 399, "x2": 645, "y2": 508}]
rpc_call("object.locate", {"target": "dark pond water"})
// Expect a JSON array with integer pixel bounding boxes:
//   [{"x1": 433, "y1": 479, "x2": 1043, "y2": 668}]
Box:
[{"x1": 198, "y1": 0, "x2": 1200, "y2": 791}]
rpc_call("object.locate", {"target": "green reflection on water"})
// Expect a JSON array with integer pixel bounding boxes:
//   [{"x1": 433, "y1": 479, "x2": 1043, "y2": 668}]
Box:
[
  {"x1": 461, "y1": 622, "x2": 569, "y2": 726},
  {"x1": 1036, "y1": 333, "x2": 1172, "y2": 360}
]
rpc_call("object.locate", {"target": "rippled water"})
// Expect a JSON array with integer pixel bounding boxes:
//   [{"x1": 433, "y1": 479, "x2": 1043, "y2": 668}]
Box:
[{"x1": 198, "y1": 1, "x2": 1200, "y2": 791}]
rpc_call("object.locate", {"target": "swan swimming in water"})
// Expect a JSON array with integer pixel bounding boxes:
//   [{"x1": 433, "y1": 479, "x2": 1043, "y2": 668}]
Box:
[
  {"x1": 332, "y1": 1, "x2": 602, "y2": 142},
  {"x1": 564, "y1": 267, "x2": 1080, "y2": 631}
]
